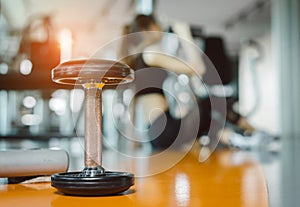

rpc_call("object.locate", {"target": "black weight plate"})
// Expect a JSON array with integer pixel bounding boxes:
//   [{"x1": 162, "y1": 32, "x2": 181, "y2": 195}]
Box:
[{"x1": 51, "y1": 171, "x2": 134, "y2": 196}]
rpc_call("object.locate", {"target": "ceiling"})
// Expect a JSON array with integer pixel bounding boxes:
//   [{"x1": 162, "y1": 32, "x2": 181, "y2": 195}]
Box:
[{"x1": 1, "y1": 0, "x2": 271, "y2": 57}]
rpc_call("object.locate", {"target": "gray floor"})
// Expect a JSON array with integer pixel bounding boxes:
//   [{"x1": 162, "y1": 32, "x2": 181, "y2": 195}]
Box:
[{"x1": 252, "y1": 138, "x2": 300, "y2": 207}]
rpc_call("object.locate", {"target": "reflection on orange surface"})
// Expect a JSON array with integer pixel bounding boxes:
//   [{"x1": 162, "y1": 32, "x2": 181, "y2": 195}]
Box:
[{"x1": 0, "y1": 148, "x2": 268, "y2": 207}]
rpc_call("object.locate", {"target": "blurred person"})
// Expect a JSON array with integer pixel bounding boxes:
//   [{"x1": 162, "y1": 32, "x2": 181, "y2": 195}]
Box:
[{"x1": 118, "y1": 14, "x2": 208, "y2": 150}]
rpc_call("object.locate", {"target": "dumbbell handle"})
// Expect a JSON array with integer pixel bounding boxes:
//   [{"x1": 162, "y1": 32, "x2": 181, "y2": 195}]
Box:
[{"x1": 0, "y1": 149, "x2": 69, "y2": 177}]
